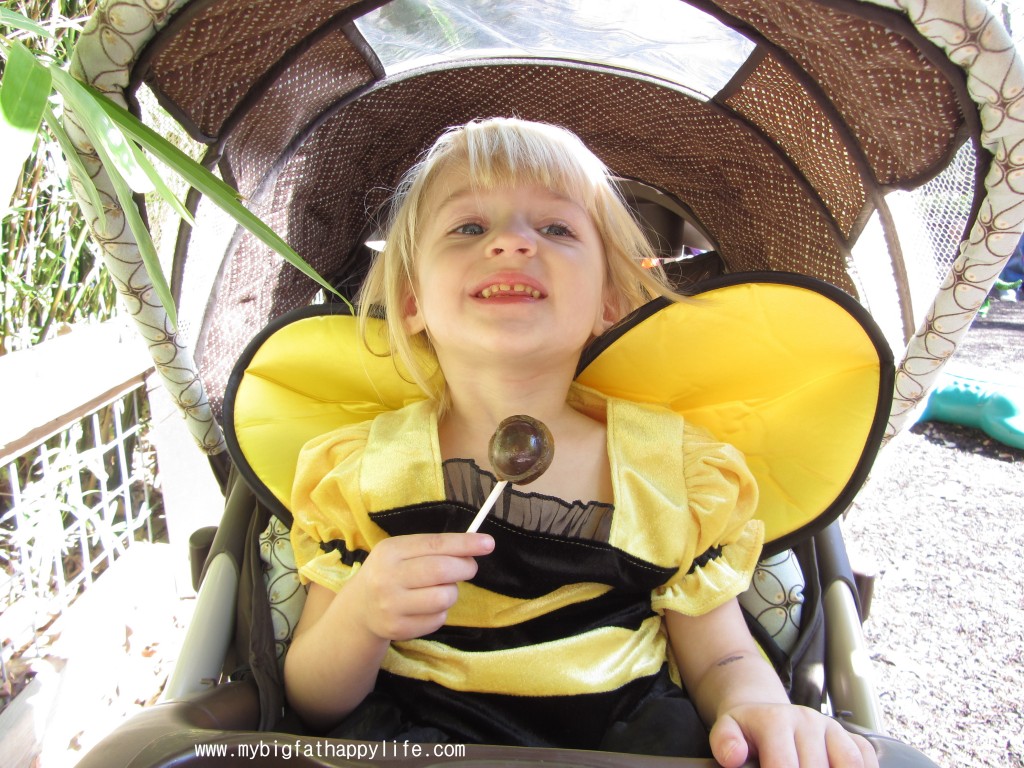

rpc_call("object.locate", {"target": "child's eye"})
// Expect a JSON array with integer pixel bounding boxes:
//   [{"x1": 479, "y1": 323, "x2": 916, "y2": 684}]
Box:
[
  {"x1": 540, "y1": 223, "x2": 575, "y2": 237},
  {"x1": 453, "y1": 222, "x2": 485, "y2": 235}
]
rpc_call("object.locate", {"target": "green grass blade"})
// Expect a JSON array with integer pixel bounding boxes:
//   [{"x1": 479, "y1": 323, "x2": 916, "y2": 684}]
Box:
[
  {"x1": 89, "y1": 89, "x2": 241, "y2": 201},
  {"x1": 43, "y1": 102, "x2": 107, "y2": 232},
  {"x1": 52, "y1": 69, "x2": 154, "y2": 194},
  {"x1": 106, "y1": 162, "x2": 178, "y2": 329},
  {"x1": 1, "y1": 40, "x2": 51, "y2": 209},
  {"x1": 128, "y1": 141, "x2": 195, "y2": 226},
  {"x1": 0, "y1": 8, "x2": 54, "y2": 38},
  {"x1": 216, "y1": 202, "x2": 342, "y2": 297},
  {"x1": 90, "y1": 88, "x2": 344, "y2": 301},
  {"x1": 55, "y1": 76, "x2": 177, "y2": 327}
]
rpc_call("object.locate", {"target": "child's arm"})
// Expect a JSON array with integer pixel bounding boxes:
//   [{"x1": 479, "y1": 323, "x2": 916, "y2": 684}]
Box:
[
  {"x1": 284, "y1": 531, "x2": 494, "y2": 730},
  {"x1": 666, "y1": 600, "x2": 878, "y2": 768}
]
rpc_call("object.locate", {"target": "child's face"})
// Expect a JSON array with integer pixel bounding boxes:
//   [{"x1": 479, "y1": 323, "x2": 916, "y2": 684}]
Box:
[{"x1": 404, "y1": 162, "x2": 616, "y2": 368}]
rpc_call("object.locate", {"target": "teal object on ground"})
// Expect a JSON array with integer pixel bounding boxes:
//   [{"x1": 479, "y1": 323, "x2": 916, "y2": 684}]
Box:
[{"x1": 918, "y1": 366, "x2": 1024, "y2": 450}]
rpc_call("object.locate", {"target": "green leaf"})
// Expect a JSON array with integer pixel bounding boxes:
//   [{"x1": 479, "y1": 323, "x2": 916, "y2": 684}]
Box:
[
  {"x1": 1, "y1": 40, "x2": 51, "y2": 209},
  {"x1": 0, "y1": 8, "x2": 54, "y2": 38},
  {"x1": 89, "y1": 88, "x2": 345, "y2": 302},
  {"x1": 104, "y1": 151, "x2": 179, "y2": 329},
  {"x1": 51, "y1": 69, "x2": 154, "y2": 194},
  {"x1": 43, "y1": 102, "x2": 107, "y2": 231},
  {"x1": 89, "y1": 90, "x2": 241, "y2": 202},
  {"x1": 50, "y1": 74, "x2": 177, "y2": 327},
  {"x1": 128, "y1": 141, "x2": 195, "y2": 226}
]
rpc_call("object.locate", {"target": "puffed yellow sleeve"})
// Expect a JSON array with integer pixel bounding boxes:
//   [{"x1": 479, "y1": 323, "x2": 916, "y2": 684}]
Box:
[
  {"x1": 290, "y1": 420, "x2": 384, "y2": 592},
  {"x1": 650, "y1": 423, "x2": 764, "y2": 617}
]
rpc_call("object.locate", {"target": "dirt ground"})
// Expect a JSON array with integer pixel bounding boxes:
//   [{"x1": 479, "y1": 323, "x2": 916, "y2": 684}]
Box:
[{"x1": 841, "y1": 298, "x2": 1024, "y2": 768}]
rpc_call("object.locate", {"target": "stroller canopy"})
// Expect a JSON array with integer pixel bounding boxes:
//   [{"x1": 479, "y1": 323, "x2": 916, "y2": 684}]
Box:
[{"x1": 66, "y1": 0, "x2": 1024, "y2": 454}]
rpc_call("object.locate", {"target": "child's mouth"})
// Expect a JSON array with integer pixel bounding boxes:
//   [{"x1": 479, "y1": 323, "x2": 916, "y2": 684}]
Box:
[{"x1": 477, "y1": 283, "x2": 543, "y2": 299}]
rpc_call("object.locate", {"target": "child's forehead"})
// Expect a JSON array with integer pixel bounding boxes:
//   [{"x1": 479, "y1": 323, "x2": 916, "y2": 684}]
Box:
[
  {"x1": 435, "y1": 184, "x2": 583, "y2": 212},
  {"x1": 424, "y1": 157, "x2": 593, "y2": 212}
]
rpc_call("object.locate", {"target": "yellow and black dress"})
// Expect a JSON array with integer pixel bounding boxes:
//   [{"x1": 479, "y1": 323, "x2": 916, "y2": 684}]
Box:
[{"x1": 290, "y1": 385, "x2": 764, "y2": 754}]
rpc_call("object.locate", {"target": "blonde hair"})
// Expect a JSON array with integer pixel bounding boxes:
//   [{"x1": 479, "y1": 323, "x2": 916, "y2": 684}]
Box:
[{"x1": 357, "y1": 117, "x2": 681, "y2": 403}]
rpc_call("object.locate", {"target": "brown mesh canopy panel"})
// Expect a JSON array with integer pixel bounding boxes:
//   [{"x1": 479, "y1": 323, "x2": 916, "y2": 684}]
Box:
[
  {"x1": 220, "y1": 26, "x2": 376, "y2": 199},
  {"x1": 139, "y1": 0, "x2": 368, "y2": 138},
  {"x1": 712, "y1": 0, "x2": 967, "y2": 185},
  {"x1": 724, "y1": 53, "x2": 866, "y2": 239}
]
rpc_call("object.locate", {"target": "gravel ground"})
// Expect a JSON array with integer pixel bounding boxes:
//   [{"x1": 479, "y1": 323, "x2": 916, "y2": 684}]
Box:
[{"x1": 841, "y1": 298, "x2": 1024, "y2": 768}]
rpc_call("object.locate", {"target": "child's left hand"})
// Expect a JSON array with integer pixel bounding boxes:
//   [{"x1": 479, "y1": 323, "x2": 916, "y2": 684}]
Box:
[{"x1": 709, "y1": 703, "x2": 879, "y2": 768}]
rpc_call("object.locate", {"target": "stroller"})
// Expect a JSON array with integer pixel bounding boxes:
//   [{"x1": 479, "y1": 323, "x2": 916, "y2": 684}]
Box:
[{"x1": 65, "y1": 0, "x2": 1023, "y2": 765}]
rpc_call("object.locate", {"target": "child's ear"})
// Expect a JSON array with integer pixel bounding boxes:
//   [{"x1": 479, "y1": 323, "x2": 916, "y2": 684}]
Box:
[
  {"x1": 594, "y1": 289, "x2": 627, "y2": 336},
  {"x1": 402, "y1": 290, "x2": 425, "y2": 335}
]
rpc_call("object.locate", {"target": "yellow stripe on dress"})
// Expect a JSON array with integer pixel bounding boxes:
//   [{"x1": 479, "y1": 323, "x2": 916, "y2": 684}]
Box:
[
  {"x1": 383, "y1": 615, "x2": 668, "y2": 696},
  {"x1": 445, "y1": 581, "x2": 613, "y2": 627}
]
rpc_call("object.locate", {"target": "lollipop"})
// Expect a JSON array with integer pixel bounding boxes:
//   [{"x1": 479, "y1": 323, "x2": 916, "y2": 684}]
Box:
[
  {"x1": 466, "y1": 415, "x2": 554, "y2": 532},
  {"x1": 488, "y1": 415, "x2": 555, "y2": 484}
]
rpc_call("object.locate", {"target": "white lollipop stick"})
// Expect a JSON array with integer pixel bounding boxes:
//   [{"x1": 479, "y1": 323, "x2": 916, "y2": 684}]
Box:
[{"x1": 466, "y1": 480, "x2": 508, "y2": 532}]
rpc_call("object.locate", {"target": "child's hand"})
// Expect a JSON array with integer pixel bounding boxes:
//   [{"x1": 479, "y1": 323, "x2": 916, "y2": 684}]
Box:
[
  {"x1": 351, "y1": 532, "x2": 494, "y2": 642},
  {"x1": 710, "y1": 703, "x2": 878, "y2": 768}
]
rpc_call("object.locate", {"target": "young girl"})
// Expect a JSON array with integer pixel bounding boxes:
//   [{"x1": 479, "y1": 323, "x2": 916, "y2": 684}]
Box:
[{"x1": 285, "y1": 118, "x2": 876, "y2": 767}]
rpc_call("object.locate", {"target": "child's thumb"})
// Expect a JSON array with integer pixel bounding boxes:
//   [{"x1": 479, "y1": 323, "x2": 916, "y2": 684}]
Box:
[{"x1": 709, "y1": 714, "x2": 749, "y2": 768}]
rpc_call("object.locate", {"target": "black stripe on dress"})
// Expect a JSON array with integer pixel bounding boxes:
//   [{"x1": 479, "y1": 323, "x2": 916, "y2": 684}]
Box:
[
  {"x1": 425, "y1": 587, "x2": 657, "y2": 651},
  {"x1": 369, "y1": 501, "x2": 676, "y2": 599}
]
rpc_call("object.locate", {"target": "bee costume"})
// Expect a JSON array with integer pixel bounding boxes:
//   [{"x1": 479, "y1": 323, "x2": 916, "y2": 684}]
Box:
[{"x1": 224, "y1": 274, "x2": 893, "y2": 755}]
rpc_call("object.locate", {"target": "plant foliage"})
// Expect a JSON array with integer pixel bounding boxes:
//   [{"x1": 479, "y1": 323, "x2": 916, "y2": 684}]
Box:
[{"x1": 0, "y1": 1, "x2": 341, "y2": 349}]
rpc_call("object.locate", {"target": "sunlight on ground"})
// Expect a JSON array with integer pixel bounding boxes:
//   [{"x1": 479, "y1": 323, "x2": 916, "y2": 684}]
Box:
[{"x1": 0, "y1": 543, "x2": 195, "y2": 768}]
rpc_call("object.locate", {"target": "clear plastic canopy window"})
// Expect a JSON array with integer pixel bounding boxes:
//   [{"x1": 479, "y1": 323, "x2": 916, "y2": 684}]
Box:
[{"x1": 354, "y1": 0, "x2": 756, "y2": 100}]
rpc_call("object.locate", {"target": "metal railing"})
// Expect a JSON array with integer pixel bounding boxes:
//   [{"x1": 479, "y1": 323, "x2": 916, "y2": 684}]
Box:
[
  {"x1": 0, "y1": 321, "x2": 164, "y2": 704},
  {"x1": 1, "y1": 386, "x2": 160, "y2": 604}
]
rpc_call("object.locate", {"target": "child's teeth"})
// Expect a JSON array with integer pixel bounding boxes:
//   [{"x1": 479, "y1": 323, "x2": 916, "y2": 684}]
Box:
[{"x1": 480, "y1": 284, "x2": 541, "y2": 298}]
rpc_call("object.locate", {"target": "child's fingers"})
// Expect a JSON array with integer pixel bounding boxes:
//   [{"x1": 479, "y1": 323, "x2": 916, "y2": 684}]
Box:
[
  {"x1": 401, "y1": 554, "x2": 478, "y2": 589},
  {"x1": 360, "y1": 580, "x2": 459, "y2": 640},
  {"x1": 787, "y1": 714, "x2": 869, "y2": 768},
  {"x1": 794, "y1": 730, "x2": 830, "y2": 768},
  {"x1": 365, "y1": 534, "x2": 490, "y2": 585},
  {"x1": 386, "y1": 583, "x2": 460, "y2": 637},
  {"x1": 855, "y1": 734, "x2": 879, "y2": 768},
  {"x1": 401, "y1": 583, "x2": 460, "y2": 616},
  {"x1": 708, "y1": 714, "x2": 750, "y2": 768},
  {"x1": 393, "y1": 533, "x2": 493, "y2": 587},
  {"x1": 356, "y1": 533, "x2": 494, "y2": 640},
  {"x1": 825, "y1": 726, "x2": 876, "y2": 768},
  {"x1": 715, "y1": 704, "x2": 877, "y2": 768},
  {"x1": 751, "y1": 727, "x2": 799, "y2": 768},
  {"x1": 388, "y1": 532, "x2": 496, "y2": 560},
  {"x1": 790, "y1": 717, "x2": 874, "y2": 768},
  {"x1": 409, "y1": 531, "x2": 496, "y2": 563}
]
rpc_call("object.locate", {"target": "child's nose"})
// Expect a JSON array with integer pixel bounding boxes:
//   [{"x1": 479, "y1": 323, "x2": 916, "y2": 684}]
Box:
[{"x1": 487, "y1": 225, "x2": 536, "y2": 258}]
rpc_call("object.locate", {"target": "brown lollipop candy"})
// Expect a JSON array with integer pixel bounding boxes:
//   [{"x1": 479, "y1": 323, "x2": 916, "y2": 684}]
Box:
[
  {"x1": 466, "y1": 415, "x2": 555, "y2": 532},
  {"x1": 487, "y1": 414, "x2": 555, "y2": 485}
]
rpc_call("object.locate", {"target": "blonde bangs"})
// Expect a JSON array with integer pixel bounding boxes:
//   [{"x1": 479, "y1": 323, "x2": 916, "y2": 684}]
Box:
[{"x1": 457, "y1": 120, "x2": 607, "y2": 213}]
